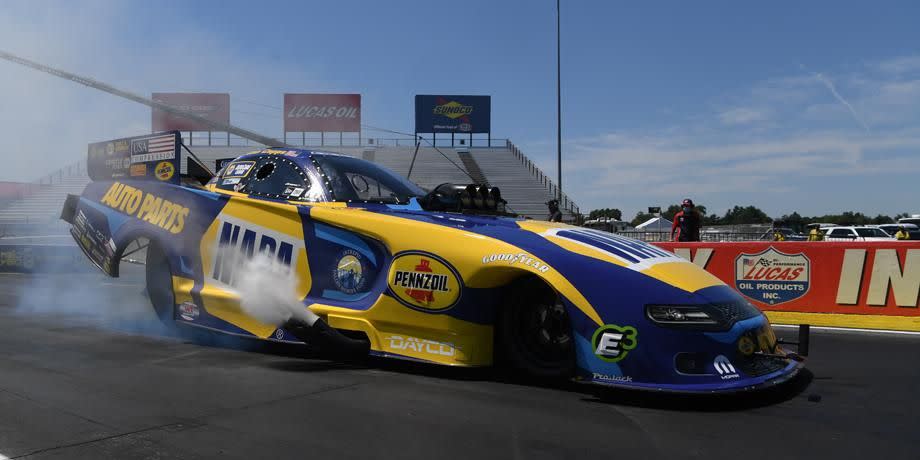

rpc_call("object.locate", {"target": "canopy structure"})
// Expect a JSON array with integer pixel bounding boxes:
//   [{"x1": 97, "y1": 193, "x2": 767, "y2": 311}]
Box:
[{"x1": 636, "y1": 216, "x2": 672, "y2": 232}]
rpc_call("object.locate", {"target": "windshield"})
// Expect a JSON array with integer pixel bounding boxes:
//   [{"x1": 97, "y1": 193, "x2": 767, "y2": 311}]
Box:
[
  {"x1": 856, "y1": 228, "x2": 889, "y2": 237},
  {"x1": 313, "y1": 154, "x2": 425, "y2": 204}
]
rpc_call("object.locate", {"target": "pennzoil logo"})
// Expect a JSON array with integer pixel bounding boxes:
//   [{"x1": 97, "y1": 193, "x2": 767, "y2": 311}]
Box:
[
  {"x1": 433, "y1": 100, "x2": 473, "y2": 119},
  {"x1": 100, "y1": 182, "x2": 189, "y2": 234},
  {"x1": 388, "y1": 252, "x2": 462, "y2": 312},
  {"x1": 155, "y1": 161, "x2": 175, "y2": 181}
]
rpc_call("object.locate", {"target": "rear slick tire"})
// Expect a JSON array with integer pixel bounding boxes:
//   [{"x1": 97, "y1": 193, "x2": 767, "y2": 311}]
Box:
[{"x1": 145, "y1": 240, "x2": 175, "y2": 325}]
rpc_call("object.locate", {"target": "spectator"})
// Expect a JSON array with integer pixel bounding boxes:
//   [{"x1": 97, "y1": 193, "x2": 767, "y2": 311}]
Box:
[
  {"x1": 671, "y1": 198, "x2": 701, "y2": 242},
  {"x1": 807, "y1": 224, "x2": 824, "y2": 242},
  {"x1": 895, "y1": 225, "x2": 911, "y2": 240},
  {"x1": 773, "y1": 228, "x2": 786, "y2": 241},
  {"x1": 547, "y1": 200, "x2": 562, "y2": 223}
]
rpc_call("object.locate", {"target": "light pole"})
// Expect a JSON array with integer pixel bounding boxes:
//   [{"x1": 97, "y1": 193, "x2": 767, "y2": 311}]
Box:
[{"x1": 556, "y1": 0, "x2": 562, "y2": 202}]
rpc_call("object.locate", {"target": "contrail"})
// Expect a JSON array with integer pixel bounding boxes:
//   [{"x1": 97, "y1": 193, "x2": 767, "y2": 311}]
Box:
[{"x1": 814, "y1": 72, "x2": 870, "y2": 132}]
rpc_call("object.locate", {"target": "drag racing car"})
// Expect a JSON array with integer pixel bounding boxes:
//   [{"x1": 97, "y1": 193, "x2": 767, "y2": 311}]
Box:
[{"x1": 61, "y1": 131, "x2": 806, "y2": 393}]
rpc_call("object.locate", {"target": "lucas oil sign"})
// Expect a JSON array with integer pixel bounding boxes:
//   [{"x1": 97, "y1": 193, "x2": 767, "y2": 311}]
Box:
[
  {"x1": 734, "y1": 248, "x2": 810, "y2": 305},
  {"x1": 283, "y1": 94, "x2": 361, "y2": 132}
]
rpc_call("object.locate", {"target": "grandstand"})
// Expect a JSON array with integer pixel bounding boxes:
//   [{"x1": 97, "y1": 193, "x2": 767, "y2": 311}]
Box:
[
  {"x1": 0, "y1": 139, "x2": 579, "y2": 233},
  {"x1": 188, "y1": 140, "x2": 578, "y2": 220},
  {"x1": 0, "y1": 162, "x2": 88, "y2": 233}
]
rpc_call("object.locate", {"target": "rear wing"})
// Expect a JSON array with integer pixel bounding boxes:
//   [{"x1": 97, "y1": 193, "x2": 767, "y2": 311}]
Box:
[{"x1": 87, "y1": 130, "x2": 213, "y2": 185}]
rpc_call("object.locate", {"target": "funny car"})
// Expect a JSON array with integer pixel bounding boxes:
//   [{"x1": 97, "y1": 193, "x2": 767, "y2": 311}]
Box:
[{"x1": 61, "y1": 131, "x2": 804, "y2": 393}]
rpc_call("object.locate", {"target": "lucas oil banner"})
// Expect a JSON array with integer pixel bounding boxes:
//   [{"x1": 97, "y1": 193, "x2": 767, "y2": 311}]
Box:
[
  {"x1": 284, "y1": 94, "x2": 361, "y2": 132},
  {"x1": 415, "y1": 95, "x2": 491, "y2": 133},
  {"x1": 654, "y1": 241, "x2": 920, "y2": 331}
]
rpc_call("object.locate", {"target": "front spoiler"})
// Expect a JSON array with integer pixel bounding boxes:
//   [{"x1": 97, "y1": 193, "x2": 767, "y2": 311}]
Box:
[{"x1": 575, "y1": 359, "x2": 804, "y2": 394}]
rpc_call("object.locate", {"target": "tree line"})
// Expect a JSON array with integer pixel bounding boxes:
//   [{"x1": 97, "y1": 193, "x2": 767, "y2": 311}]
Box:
[{"x1": 587, "y1": 206, "x2": 911, "y2": 231}]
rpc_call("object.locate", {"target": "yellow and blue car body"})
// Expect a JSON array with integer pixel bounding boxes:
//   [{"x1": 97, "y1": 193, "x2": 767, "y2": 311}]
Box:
[{"x1": 64, "y1": 131, "x2": 802, "y2": 393}]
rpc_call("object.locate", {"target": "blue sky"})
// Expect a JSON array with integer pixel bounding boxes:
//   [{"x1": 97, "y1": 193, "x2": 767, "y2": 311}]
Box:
[{"x1": 1, "y1": 0, "x2": 919, "y2": 219}]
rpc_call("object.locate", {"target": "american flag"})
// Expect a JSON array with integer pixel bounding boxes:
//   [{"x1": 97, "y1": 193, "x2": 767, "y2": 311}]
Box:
[
  {"x1": 743, "y1": 258, "x2": 756, "y2": 267},
  {"x1": 131, "y1": 134, "x2": 176, "y2": 162}
]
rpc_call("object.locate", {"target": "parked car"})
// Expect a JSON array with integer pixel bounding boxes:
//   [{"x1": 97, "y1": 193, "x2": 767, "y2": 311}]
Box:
[
  {"x1": 875, "y1": 223, "x2": 920, "y2": 240},
  {"x1": 758, "y1": 227, "x2": 807, "y2": 241},
  {"x1": 824, "y1": 226, "x2": 893, "y2": 241}
]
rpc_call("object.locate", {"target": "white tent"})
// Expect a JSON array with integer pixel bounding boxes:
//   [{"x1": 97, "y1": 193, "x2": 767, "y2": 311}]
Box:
[{"x1": 636, "y1": 216, "x2": 672, "y2": 232}]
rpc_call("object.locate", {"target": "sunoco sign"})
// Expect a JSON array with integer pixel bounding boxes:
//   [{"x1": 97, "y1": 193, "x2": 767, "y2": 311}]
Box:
[{"x1": 415, "y1": 95, "x2": 491, "y2": 133}]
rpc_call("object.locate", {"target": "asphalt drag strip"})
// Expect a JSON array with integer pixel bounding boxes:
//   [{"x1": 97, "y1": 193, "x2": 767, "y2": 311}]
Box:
[{"x1": 0, "y1": 271, "x2": 916, "y2": 459}]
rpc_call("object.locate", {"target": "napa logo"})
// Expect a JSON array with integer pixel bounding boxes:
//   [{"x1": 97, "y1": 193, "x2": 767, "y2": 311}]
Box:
[
  {"x1": 433, "y1": 100, "x2": 473, "y2": 119},
  {"x1": 735, "y1": 247, "x2": 810, "y2": 305},
  {"x1": 209, "y1": 215, "x2": 303, "y2": 286},
  {"x1": 387, "y1": 251, "x2": 462, "y2": 312}
]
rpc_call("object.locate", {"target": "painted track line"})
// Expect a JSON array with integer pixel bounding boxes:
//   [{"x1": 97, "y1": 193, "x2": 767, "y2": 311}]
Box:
[{"x1": 773, "y1": 323, "x2": 920, "y2": 336}]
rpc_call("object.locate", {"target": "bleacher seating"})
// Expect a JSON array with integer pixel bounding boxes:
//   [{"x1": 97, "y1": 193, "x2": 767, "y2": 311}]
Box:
[
  {"x1": 189, "y1": 144, "x2": 579, "y2": 220},
  {"x1": 0, "y1": 173, "x2": 89, "y2": 231},
  {"x1": 0, "y1": 141, "x2": 579, "y2": 231}
]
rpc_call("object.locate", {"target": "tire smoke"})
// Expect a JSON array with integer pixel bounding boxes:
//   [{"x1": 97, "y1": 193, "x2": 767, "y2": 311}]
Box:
[{"x1": 230, "y1": 251, "x2": 318, "y2": 327}]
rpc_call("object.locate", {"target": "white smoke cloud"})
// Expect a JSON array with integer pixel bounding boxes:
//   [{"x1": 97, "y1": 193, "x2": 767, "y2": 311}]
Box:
[
  {"x1": 230, "y1": 251, "x2": 318, "y2": 327},
  {"x1": 0, "y1": 1, "x2": 324, "y2": 182},
  {"x1": 13, "y1": 263, "x2": 174, "y2": 337}
]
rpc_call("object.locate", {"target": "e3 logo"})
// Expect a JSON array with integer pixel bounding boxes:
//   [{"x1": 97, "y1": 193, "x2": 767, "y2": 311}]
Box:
[{"x1": 592, "y1": 324, "x2": 638, "y2": 363}]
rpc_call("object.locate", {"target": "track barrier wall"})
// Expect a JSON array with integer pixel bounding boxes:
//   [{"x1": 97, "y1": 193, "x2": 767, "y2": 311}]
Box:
[
  {"x1": 0, "y1": 244, "x2": 91, "y2": 273},
  {"x1": 655, "y1": 241, "x2": 920, "y2": 332}
]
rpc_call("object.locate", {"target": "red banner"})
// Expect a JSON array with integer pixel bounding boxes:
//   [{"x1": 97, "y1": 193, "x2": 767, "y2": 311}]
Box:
[
  {"x1": 284, "y1": 94, "x2": 361, "y2": 132},
  {"x1": 654, "y1": 242, "x2": 920, "y2": 317},
  {"x1": 151, "y1": 93, "x2": 230, "y2": 132}
]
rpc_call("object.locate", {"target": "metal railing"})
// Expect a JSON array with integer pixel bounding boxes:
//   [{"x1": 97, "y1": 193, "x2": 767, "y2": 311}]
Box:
[
  {"x1": 35, "y1": 160, "x2": 85, "y2": 185},
  {"x1": 613, "y1": 231, "x2": 770, "y2": 243},
  {"x1": 505, "y1": 140, "x2": 580, "y2": 216},
  {"x1": 182, "y1": 132, "x2": 509, "y2": 149}
]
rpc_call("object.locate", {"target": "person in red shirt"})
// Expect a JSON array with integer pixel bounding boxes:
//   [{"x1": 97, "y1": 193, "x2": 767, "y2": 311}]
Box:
[{"x1": 671, "y1": 198, "x2": 701, "y2": 242}]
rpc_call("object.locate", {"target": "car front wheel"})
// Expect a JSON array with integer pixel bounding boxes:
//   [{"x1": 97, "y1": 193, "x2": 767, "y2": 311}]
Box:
[{"x1": 498, "y1": 277, "x2": 575, "y2": 379}]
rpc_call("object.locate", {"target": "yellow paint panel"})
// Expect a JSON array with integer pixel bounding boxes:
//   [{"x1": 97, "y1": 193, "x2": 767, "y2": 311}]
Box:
[
  {"x1": 641, "y1": 261, "x2": 723, "y2": 293},
  {"x1": 218, "y1": 198, "x2": 303, "y2": 237},
  {"x1": 172, "y1": 276, "x2": 195, "y2": 304},
  {"x1": 173, "y1": 275, "x2": 275, "y2": 337},
  {"x1": 196, "y1": 196, "x2": 312, "y2": 338},
  {"x1": 199, "y1": 284, "x2": 278, "y2": 338},
  {"x1": 308, "y1": 206, "x2": 604, "y2": 326},
  {"x1": 766, "y1": 311, "x2": 920, "y2": 332},
  {"x1": 515, "y1": 220, "x2": 575, "y2": 232},
  {"x1": 209, "y1": 187, "x2": 348, "y2": 208},
  {"x1": 309, "y1": 296, "x2": 493, "y2": 365}
]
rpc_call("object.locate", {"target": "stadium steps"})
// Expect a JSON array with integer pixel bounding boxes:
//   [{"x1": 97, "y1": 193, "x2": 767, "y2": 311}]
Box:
[
  {"x1": 470, "y1": 146, "x2": 578, "y2": 221},
  {"x1": 0, "y1": 141, "x2": 580, "y2": 230},
  {"x1": 457, "y1": 151, "x2": 489, "y2": 186},
  {"x1": 188, "y1": 143, "x2": 579, "y2": 220},
  {"x1": 0, "y1": 176, "x2": 89, "y2": 226}
]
